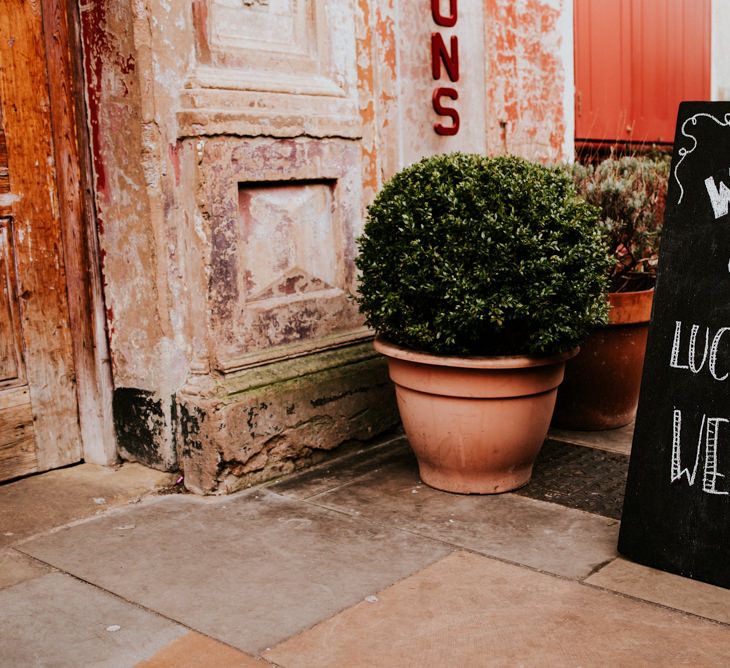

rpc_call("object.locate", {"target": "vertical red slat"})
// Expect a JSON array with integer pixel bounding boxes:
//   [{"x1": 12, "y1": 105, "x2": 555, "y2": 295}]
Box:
[{"x1": 575, "y1": 0, "x2": 710, "y2": 145}]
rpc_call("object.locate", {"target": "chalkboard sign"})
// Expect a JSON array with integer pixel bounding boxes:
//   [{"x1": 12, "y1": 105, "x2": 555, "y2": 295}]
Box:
[{"x1": 619, "y1": 102, "x2": 730, "y2": 589}]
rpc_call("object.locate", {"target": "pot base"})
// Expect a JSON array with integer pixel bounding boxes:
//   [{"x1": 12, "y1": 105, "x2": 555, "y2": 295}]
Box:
[{"x1": 418, "y1": 462, "x2": 533, "y2": 494}]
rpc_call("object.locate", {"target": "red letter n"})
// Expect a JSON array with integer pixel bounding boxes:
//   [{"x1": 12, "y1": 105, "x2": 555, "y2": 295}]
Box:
[{"x1": 431, "y1": 33, "x2": 459, "y2": 82}]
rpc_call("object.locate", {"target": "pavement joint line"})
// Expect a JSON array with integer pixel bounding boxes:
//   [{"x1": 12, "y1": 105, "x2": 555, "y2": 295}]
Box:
[
  {"x1": 8, "y1": 483, "x2": 281, "y2": 550},
  {"x1": 578, "y1": 576, "x2": 730, "y2": 629},
  {"x1": 7, "y1": 563, "x2": 279, "y2": 663},
  {"x1": 582, "y1": 556, "x2": 617, "y2": 579},
  {"x1": 260, "y1": 433, "x2": 409, "y2": 500},
  {"x1": 3, "y1": 546, "x2": 58, "y2": 569},
  {"x1": 260, "y1": 549, "x2": 466, "y2": 656},
  {"x1": 548, "y1": 435, "x2": 632, "y2": 456},
  {"x1": 8, "y1": 492, "x2": 192, "y2": 549},
  {"x1": 291, "y1": 492, "x2": 619, "y2": 589},
  {"x1": 268, "y1": 460, "x2": 401, "y2": 502},
  {"x1": 302, "y1": 477, "x2": 624, "y2": 523}
]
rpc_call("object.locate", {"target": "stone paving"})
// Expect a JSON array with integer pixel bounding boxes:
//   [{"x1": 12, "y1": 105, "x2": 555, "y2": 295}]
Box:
[{"x1": 2, "y1": 430, "x2": 730, "y2": 666}]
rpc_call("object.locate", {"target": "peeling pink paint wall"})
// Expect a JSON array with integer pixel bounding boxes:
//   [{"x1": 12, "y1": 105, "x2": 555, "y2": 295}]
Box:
[{"x1": 484, "y1": 0, "x2": 573, "y2": 163}]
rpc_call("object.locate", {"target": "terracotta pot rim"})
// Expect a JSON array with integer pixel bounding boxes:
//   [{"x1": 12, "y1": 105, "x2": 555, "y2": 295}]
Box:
[
  {"x1": 373, "y1": 336, "x2": 578, "y2": 369},
  {"x1": 607, "y1": 286, "x2": 655, "y2": 325},
  {"x1": 608, "y1": 286, "x2": 655, "y2": 299}
]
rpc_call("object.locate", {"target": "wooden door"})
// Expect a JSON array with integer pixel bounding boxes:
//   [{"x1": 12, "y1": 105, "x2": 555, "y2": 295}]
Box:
[
  {"x1": 0, "y1": 0, "x2": 83, "y2": 480},
  {"x1": 575, "y1": 0, "x2": 711, "y2": 145}
]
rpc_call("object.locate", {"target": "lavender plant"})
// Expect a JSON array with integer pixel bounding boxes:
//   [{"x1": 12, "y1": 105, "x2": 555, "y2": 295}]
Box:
[{"x1": 567, "y1": 154, "x2": 670, "y2": 292}]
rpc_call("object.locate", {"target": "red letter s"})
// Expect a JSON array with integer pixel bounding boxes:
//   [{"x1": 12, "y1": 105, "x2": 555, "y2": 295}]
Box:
[{"x1": 433, "y1": 87, "x2": 460, "y2": 136}]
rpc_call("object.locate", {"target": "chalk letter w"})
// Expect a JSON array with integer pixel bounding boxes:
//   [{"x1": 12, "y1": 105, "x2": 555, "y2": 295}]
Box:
[
  {"x1": 670, "y1": 408, "x2": 702, "y2": 485},
  {"x1": 704, "y1": 173, "x2": 730, "y2": 219}
]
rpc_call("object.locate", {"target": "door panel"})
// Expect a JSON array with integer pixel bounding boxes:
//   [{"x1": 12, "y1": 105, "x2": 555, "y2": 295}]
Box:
[
  {"x1": 0, "y1": 0, "x2": 82, "y2": 480},
  {"x1": 0, "y1": 219, "x2": 22, "y2": 385}
]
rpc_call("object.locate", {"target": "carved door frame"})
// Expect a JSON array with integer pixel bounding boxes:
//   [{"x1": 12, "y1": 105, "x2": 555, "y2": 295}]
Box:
[{"x1": 50, "y1": 0, "x2": 116, "y2": 465}]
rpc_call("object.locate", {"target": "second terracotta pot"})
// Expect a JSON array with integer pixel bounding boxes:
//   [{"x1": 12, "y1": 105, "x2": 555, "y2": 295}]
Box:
[
  {"x1": 374, "y1": 337, "x2": 576, "y2": 494},
  {"x1": 551, "y1": 288, "x2": 653, "y2": 430}
]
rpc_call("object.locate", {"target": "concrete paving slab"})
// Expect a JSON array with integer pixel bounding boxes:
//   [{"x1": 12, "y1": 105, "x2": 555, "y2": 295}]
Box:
[
  {"x1": 0, "y1": 462, "x2": 176, "y2": 548},
  {"x1": 135, "y1": 632, "x2": 267, "y2": 667},
  {"x1": 549, "y1": 421, "x2": 634, "y2": 455},
  {"x1": 587, "y1": 557, "x2": 730, "y2": 625},
  {"x1": 265, "y1": 550, "x2": 730, "y2": 667},
  {"x1": 0, "y1": 572, "x2": 187, "y2": 667},
  {"x1": 269, "y1": 436, "x2": 410, "y2": 500},
  {"x1": 0, "y1": 548, "x2": 52, "y2": 589},
  {"x1": 307, "y1": 454, "x2": 619, "y2": 579},
  {"x1": 18, "y1": 490, "x2": 453, "y2": 654}
]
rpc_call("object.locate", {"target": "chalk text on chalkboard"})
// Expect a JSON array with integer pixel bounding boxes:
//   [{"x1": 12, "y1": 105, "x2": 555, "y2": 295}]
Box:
[
  {"x1": 671, "y1": 408, "x2": 729, "y2": 496},
  {"x1": 674, "y1": 111, "x2": 730, "y2": 204},
  {"x1": 704, "y1": 171, "x2": 730, "y2": 219},
  {"x1": 669, "y1": 320, "x2": 730, "y2": 380}
]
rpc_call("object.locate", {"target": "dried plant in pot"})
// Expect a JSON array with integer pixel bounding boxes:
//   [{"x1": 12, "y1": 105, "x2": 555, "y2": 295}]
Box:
[
  {"x1": 553, "y1": 154, "x2": 671, "y2": 430},
  {"x1": 356, "y1": 153, "x2": 611, "y2": 493}
]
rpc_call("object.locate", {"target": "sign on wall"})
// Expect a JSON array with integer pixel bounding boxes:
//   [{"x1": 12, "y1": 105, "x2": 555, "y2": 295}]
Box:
[
  {"x1": 395, "y1": 0, "x2": 486, "y2": 166},
  {"x1": 431, "y1": 0, "x2": 460, "y2": 135},
  {"x1": 619, "y1": 102, "x2": 730, "y2": 589}
]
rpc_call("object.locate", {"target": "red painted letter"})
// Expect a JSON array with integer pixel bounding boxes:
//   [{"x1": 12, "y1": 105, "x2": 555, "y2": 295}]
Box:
[
  {"x1": 433, "y1": 87, "x2": 460, "y2": 135},
  {"x1": 431, "y1": 0, "x2": 457, "y2": 27},
  {"x1": 431, "y1": 33, "x2": 459, "y2": 82}
]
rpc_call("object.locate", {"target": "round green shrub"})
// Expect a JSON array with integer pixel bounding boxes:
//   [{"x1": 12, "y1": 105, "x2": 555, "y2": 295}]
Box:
[{"x1": 355, "y1": 153, "x2": 611, "y2": 356}]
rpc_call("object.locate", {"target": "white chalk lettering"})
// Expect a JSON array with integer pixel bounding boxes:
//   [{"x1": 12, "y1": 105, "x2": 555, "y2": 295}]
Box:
[
  {"x1": 705, "y1": 171, "x2": 730, "y2": 219},
  {"x1": 703, "y1": 418, "x2": 730, "y2": 495},
  {"x1": 670, "y1": 321, "x2": 689, "y2": 370},
  {"x1": 671, "y1": 408, "x2": 729, "y2": 496},
  {"x1": 670, "y1": 321, "x2": 730, "y2": 381},
  {"x1": 688, "y1": 324, "x2": 709, "y2": 373},
  {"x1": 671, "y1": 408, "x2": 702, "y2": 485},
  {"x1": 709, "y1": 327, "x2": 730, "y2": 381}
]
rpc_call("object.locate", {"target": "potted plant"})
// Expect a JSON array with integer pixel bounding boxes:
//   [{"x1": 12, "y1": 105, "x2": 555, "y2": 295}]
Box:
[
  {"x1": 355, "y1": 153, "x2": 610, "y2": 494},
  {"x1": 552, "y1": 154, "x2": 671, "y2": 430}
]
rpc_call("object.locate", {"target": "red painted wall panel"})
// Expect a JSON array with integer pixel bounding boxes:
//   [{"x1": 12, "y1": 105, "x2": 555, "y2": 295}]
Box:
[{"x1": 575, "y1": 0, "x2": 710, "y2": 145}]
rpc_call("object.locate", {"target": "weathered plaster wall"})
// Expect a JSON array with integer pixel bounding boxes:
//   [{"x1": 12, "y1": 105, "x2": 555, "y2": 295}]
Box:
[
  {"x1": 80, "y1": 0, "x2": 401, "y2": 491},
  {"x1": 80, "y1": 1, "x2": 174, "y2": 468},
  {"x1": 484, "y1": 0, "x2": 573, "y2": 163},
  {"x1": 79, "y1": 0, "x2": 199, "y2": 469},
  {"x1": 81, "y1": 0, "x2": 575, "y2": 492}
]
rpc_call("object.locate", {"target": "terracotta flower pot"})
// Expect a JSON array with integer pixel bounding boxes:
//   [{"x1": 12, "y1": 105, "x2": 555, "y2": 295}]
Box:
[
  {"x1": 551, "y1": 287, "x2": 654, "y2": 430},
  {"x1": 374, "y1": 337, "x2": 577, "y2": 494}
]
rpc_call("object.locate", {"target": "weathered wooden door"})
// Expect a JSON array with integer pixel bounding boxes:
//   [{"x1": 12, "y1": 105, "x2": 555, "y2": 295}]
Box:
[{"x1": 0, "y1": 0, "x2": 84, "y2": 480}]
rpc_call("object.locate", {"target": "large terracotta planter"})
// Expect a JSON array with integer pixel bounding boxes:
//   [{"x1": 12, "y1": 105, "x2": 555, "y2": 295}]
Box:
[
  {"x1": 374, "y1": 337, "x2": 577, "y2": 494},
  {"x1": 551, "y1": 288, "x2": 654, "y2": 430}
]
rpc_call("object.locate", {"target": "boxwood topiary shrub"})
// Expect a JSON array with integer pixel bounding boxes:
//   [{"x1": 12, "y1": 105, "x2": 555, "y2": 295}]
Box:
[{"x1": 355, "y1": 153, "x2": 612, "y2": 356}]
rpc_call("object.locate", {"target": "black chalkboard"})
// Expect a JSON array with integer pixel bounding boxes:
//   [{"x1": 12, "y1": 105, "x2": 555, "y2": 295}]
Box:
[{"x1": 619, "y1": 102, "x2": 730, "y2": 589}]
